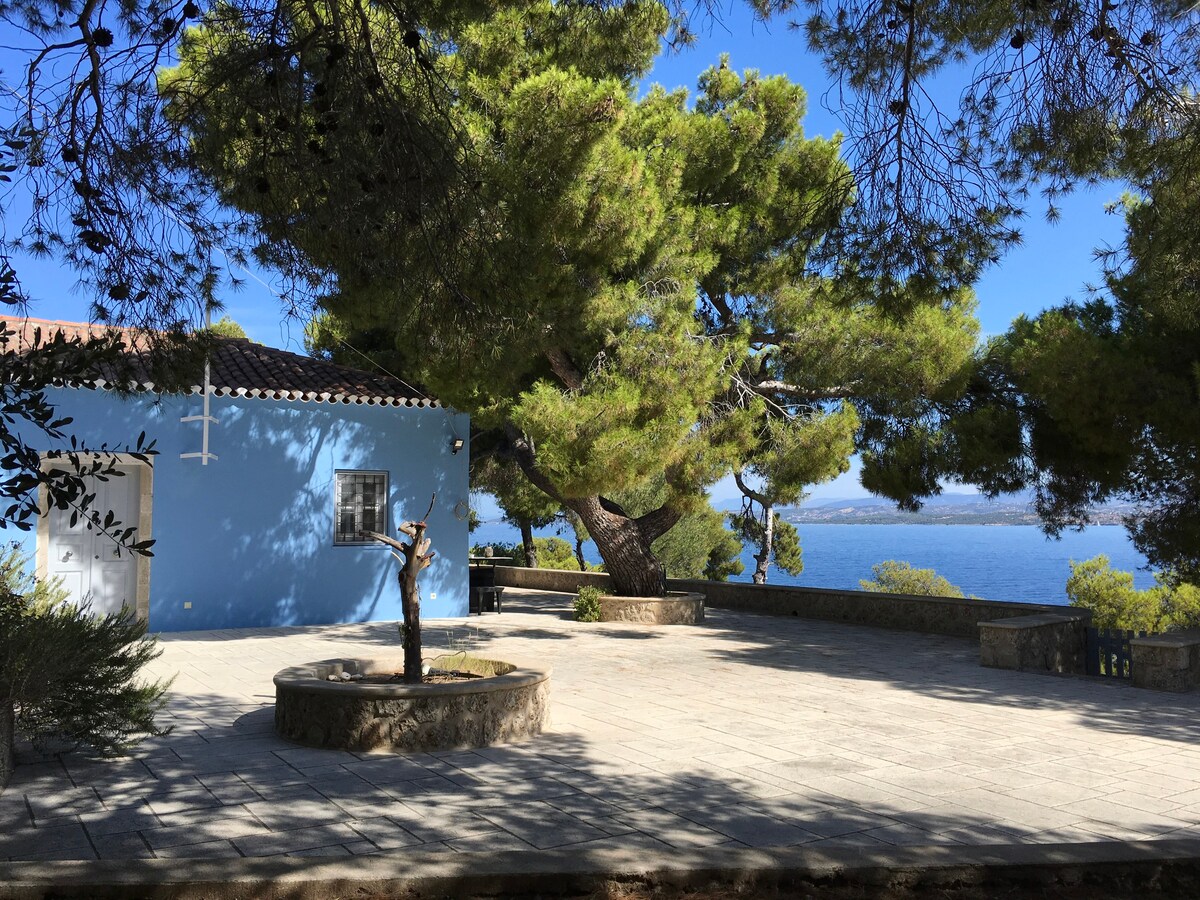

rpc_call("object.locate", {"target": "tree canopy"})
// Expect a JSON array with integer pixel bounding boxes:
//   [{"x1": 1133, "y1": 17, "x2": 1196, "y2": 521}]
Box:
[
  {"x1": 6, "y1": 0, "x2": 1199, "y2": 589},
  {"x1": 1066, "y1": 555, "x2": 1200, "y2": 632},
  {"x1": 757, "y1": 0, "x2": 1200, "y2": 297},
  {"x1": 859, "y1": 560, "x2": 968, "y2": 598},
  {"x1": 168, "y1": 1, "x2": 979, "y2": 595},
  {"x1": 918, "y1": 163, "x2": 1200, "y2": 581}
]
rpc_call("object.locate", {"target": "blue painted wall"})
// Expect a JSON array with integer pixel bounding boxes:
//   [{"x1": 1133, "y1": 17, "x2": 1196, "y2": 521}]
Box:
[{"x1": 19, "y1": 388, "x2": 471, "y2": 632}]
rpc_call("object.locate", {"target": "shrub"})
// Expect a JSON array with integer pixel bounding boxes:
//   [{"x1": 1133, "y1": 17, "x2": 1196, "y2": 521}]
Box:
[
  {"x1": 859, "y1": 560, "x2": 967, "y2": 598},
  {"x1": 532, "y1": 537, "x2": 583, "y2": 571},
  {"x1": 1067, "y1": 555, "x2": 1200, "y2": 632},
  {"x1": 0, "y1": 547, "x2": 171, "y2": 758},
  {"x1": 573, "y1": 585, "x2": 606, "y2": 622}
]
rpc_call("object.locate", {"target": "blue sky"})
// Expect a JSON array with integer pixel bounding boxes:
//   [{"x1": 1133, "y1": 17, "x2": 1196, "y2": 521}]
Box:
[{"x1": 3, "y1": 8, "x2": 1129, "y2": 503}]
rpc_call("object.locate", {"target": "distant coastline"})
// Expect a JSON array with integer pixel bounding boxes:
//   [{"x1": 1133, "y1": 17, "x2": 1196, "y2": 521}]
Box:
[{"x1": 776, "y1": 493, "x2": 1137, "y2": 528}]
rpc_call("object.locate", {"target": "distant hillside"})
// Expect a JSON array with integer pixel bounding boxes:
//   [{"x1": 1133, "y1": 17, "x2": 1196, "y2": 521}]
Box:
[{"x1": 776, "y1": 493, "x2": 1138, "y2": 526}]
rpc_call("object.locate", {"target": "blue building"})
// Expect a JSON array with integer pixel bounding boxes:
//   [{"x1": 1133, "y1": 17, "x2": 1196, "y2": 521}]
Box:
[{"x1": 13, "y1": 319, "x2": 471, "y2": 632}]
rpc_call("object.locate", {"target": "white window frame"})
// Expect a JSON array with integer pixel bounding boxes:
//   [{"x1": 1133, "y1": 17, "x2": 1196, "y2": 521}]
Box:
[{"x1": 333, "y1": 470, "x2": 389, "y2": 546}]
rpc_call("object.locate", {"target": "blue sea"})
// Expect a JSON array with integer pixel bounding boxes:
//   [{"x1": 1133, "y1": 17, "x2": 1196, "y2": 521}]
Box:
[{"x1": 469, "y1": 522, "x2": 1155, "y2": 605}]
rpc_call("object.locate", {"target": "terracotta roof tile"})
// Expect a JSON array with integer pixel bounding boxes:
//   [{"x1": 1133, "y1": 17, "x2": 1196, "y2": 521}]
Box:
[{"x1": 6, "y1": 317, "x2": 435, "y2": 408}]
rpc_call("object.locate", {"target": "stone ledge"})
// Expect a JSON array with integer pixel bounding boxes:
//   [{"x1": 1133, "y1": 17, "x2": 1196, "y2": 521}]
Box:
[
  {"x1": 492, "y1": 567, "x2": 1077, "y2": 638},
  {"x1": 979, "y1": 613, "x2": 1083, "y2": 630},
  {"x1": 1, "y1": 837, "x2": 1200, "y2": 899},
  {"x1": 273, "y1": 657, "x2": 547, "y2": 698}
]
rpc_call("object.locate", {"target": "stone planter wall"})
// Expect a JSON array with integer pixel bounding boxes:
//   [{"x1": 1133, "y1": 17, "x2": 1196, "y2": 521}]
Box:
[
  {"x1": 491, "y1": 566, "x2": 1071, "y2": 638},
  {"x1": 1, "y1": 700, "x2": 13, "y2": 792},
  {"x1": 599, "y1": 592, "x2": 704, "y2": 625},
  {"x1": 274, "y1": 657, "x2": 550, "y2": 753}
]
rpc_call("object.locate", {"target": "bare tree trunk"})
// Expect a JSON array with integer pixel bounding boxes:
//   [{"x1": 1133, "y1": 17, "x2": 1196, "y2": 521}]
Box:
[
  {"x1": 366, "y1": 495, "x2": 436, "y2": 686},
  {"x1": 519, "y1": 518, "x2": 537, "y2": 568},
  {"x1": 567, "y1": 495, "x2": 679, "y2": 596},
  {"x1": 752, "y1": 506, "x2": 775, "y2": 585},
  {"x1": 573, "y1": 534, "x2": 587, "y2": 571},
  {"x1": 398, "y1": 547, "x2": 423, "y2": 684}
]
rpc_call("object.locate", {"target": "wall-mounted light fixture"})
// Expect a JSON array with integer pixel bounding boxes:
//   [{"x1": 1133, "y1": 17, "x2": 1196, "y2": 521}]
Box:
[{"x1": 451, "y1": 437, "x2": 465, "y2": 454}]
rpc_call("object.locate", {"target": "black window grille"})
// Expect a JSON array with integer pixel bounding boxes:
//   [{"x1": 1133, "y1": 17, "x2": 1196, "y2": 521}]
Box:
[{"x1": 334, "y1": 471, "x2": 387, "y2": 544}]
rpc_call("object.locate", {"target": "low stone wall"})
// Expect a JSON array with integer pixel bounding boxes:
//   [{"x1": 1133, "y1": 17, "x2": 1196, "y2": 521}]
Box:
[
  {"x1": 1, "y1": 701, "x2": 13, "y2": 792},
  {"x1": 1130, "y1": 632, "x2": 1200, "y2": 692},
  {"x1": 599, "y1": 592, "x2": 705, "y2": 625},
  {"x1": 492, "y1": 566, "x2": 1071, "y2": 638},
  {"x1": 979, "y1": 613, "x2": 1091, "y2": 675},
  {"x1": 274, "y1": 657, "x2": 550, "y2": 752}
]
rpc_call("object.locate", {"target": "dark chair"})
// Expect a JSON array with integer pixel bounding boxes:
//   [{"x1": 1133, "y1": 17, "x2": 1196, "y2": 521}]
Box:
[{"x1": 469, "y1": 565, "x2": 503, "y2": 614}]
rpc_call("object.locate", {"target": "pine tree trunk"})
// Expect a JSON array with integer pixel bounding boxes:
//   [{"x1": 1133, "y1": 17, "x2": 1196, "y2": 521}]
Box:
[
  {"x1": 752, "y1": 507, "x2": 775, "y2": 585},
  {"x1": 574, "y1": 536, "x2": 587, "y2": 571},
  {"x1": 569, "y1": 496, "x2": 669, "y2": 596},
  {"x1": 519, "y1": 519, "x2": 538, "y2": 568}
]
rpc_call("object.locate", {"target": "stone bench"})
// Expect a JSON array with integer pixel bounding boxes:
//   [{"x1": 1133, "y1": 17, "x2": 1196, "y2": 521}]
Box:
[
  {"x1": 979, "y1": 612, "x2": 1091, "y2": 675},
  {"x1": 1130, "y1": 631, "x2": 1200, "y2": 692}
]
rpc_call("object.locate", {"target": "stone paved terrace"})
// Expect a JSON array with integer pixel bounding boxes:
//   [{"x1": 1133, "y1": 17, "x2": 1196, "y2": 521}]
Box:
[{"x1": 4, "y1": 588, "x2": 1200, "y2": 863}]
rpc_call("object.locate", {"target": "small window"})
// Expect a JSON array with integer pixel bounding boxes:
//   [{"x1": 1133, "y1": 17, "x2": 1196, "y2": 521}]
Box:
[{"x1": 334, "y1": 471, "x2": 388, "y2": 544}]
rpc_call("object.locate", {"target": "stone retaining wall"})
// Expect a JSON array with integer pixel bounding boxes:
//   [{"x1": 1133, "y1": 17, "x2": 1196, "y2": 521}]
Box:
[
  {"x1": 492, "y1": 566, "x2": 1070, "y2": 638},
  {"x1": 1, "y1": 701, "x2": 13, "y2": 792}
]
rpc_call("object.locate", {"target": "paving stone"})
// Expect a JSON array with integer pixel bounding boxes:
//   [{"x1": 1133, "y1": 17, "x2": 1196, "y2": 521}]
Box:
[
  {"x1": 79, "y1": 803, "x2": 161, "y2": 836},
  {"x1": 0, "y1": 822, "x2": 93, "y2": 858},
  {"x1": 25, "y1": 788, "x2": 104, "y2": 820},
  {"x1": 445, "y1": 831, "x2": 535, "y2": 852},
  {"x1": 610, "y1": 807, "x2": 729, "y2": 849},
  {"x1": 153, "y1": 803, "x2": 258, "y2": 829},
  {"x1": 234, "y1": 823, "x2": 361, "y2": 857},
  {"x1": 90, "y1": 831, "x2": 155, "y2": 859},
  {"x1": 243, "y1": 796, "x2": 353, "y2": 830},
  {"x1": 476, "y1": 801, "x2": 610, "y2": 849},
  {"x1": 10, "y1": 845, "x2": 99, "y2": 861},
  {"x1": 346, "y1": 817, "x2": 424, "y2": 850},
  {"x1": 151, "y1": 839, "x2": 243, "y2": 859},
  {"x1": 141, "y1": 816, "x2": 272, "y2": 850},
  {"x1": 677, "y1": 807, "x2": 818, "y2": 847},
  {"x1": 288, "y1": 844, "x2": 352, "y2": 857},
  {"x1": 862, "y1": 822, "x2": 962, "y2": 846}
]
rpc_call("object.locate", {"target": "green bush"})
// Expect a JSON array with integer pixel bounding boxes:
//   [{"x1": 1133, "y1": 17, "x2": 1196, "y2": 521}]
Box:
[
  {"x1": 0, "y1": 546, "x2": 171, "y2": 756},
  {"x1": 573, "y1": 586, "x2": 606, "y2": 622},
  {"x1": 1067, "y1": 555, "x2": 1200, "y2": 632},
  {"x1": 859, "y1": 560, "x2": 968, "y2": 598}
]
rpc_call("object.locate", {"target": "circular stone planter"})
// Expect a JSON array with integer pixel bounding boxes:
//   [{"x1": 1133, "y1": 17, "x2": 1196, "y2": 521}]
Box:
[
  {"x1": 274, "y1": 656, "x2": 550, "y2": 753},
  {"x1": 598, "y1": 591, "x2": 705, "y2": 625}
]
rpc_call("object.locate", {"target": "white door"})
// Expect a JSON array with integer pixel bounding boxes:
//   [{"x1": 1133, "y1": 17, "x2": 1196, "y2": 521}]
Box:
[{"x1": 46, "y1": 467, "x2": 143, "y2": 616}]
